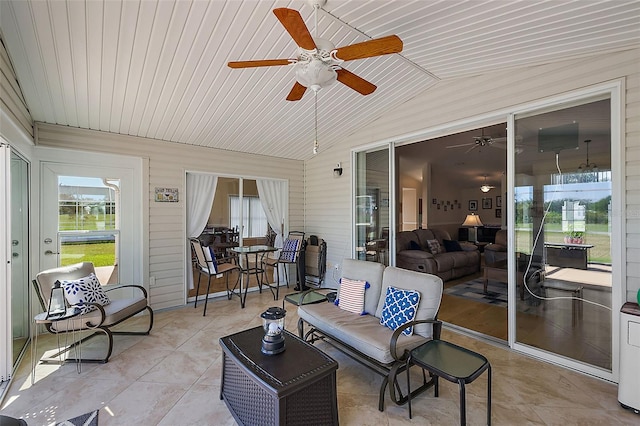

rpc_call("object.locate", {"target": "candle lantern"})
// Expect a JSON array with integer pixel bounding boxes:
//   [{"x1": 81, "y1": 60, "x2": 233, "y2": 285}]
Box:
[
  {"x1": 260, "y1": 306, "x2": 286, "y2": 355},
  {"x1": 47, "y1": 280, "x2": 67, "y2": 319}
]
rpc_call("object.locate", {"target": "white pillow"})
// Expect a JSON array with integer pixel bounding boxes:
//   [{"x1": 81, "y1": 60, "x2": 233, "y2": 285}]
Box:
[
  {"x1": 60, "y1": 273, "x2": 111, "y2": 314},
  {"x1": 337, "y1": 278, "x2": 369, "y2": 315}
]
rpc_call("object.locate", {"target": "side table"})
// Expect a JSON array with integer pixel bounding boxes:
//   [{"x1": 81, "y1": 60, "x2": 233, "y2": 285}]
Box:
[
  {"x1": 406, "y1": 339, "x2": 491, "y2": 425},
  {"x1": 219, "y1": 326, "x2": 339, "y2": 425},
  {"x1": 32, "y1": 306, "x2": 82, "y2": 384}
]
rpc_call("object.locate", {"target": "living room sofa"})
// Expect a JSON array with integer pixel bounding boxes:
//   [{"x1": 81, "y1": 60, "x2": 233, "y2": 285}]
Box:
[
  {"x1": 396, "y1": 228, "x2": 480, "y2": 281},
  {"x1": 297, "y1": 259, "x2": 442, "y2": 411}
]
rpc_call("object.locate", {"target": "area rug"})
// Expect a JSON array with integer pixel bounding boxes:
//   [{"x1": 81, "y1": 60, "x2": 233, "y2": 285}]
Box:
[
  {"x1": 56, "y1": 410, "x2": 98, "y2": 426},
  {"x1": 444, "y1": 277, "x2": 508, "y2": 308}
]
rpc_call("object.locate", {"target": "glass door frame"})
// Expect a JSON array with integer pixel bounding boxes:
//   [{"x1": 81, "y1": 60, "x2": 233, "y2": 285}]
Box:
[
  {"x1": 351, "y1": 143, "x2": 395, "y2": 264},
  {"x1": 507, "y1": 80, "x2": 623, "y2": 382}
]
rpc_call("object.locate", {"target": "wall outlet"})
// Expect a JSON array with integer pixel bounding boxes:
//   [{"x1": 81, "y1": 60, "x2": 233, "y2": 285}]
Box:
[{"x1": 149, "y1": 276, "x2": 156, "y2": 287}]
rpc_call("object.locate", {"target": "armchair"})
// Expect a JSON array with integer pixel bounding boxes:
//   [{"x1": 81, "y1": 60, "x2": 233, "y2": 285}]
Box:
[
  {"x1": 33, "y1": 262, "x2": 153, "y2": 363},
  {"x1": 484, "y1": 229, "x2": 507, "y2": 264}
]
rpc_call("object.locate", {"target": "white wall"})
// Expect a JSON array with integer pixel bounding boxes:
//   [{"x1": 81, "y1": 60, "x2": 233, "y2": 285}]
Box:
[
  {"x1": 304, "y1": 48, "x2": 640, "y2": 302},
  {"x1": 36, "y1": 124, "x2": 304, "y2": 309}
]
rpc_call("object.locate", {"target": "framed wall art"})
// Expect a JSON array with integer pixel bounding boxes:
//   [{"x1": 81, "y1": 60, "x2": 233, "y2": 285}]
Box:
[
  {"x1": 482, "y1": 197, "x2": 492, "y2": 209},
  {"x1": 469, "y1": 200, "x2": 478, "y2": 211}
]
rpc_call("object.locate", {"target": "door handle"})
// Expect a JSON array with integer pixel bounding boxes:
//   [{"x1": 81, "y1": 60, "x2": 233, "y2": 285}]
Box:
[{"x1": 44, "y1": 250, "x2": 59, "y2": 255}]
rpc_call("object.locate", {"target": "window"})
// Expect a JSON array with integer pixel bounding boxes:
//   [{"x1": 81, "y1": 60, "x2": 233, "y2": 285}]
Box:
[{"x1": 229, "y1": 195, "x2": 267, "y2": 238}]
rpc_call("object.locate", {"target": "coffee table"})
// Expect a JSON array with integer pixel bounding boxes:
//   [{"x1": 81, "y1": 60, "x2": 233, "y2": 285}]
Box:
[
  {"x1": 483, "y1": 260, "x2": 525, "y2": 300},
  {"x1": 219, "y1": 326, "x2": 339, "y2": 425}
]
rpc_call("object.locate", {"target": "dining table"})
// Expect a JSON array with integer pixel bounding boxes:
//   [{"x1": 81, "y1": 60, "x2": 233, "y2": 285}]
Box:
[{"x1": 231, "y1": 245, "x2": 278, "y2": 308}]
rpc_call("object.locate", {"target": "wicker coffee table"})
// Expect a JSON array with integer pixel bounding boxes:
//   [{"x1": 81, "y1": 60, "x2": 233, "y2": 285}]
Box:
[{"x1": 219, "y1": 326, "x2": 339, "y2": 425}]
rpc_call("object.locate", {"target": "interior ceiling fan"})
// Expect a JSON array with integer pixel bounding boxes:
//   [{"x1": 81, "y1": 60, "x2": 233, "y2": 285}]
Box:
[
  {"x1": 446, "y1": 130, "x2": 524, "y2": 154},
  {"x1": 227, "y1": 0, "x2": 403, "y2": 101}
]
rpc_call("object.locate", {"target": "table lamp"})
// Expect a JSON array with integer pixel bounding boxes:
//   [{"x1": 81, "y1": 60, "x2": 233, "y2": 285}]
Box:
[{"x1": 462, "y1": 213, "x2": 483, "y2": 243}]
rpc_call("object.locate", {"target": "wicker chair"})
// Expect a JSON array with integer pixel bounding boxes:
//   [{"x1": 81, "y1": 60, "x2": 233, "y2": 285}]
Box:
[{"x1": 33, "y1": 262, "x2": 153, "y2": 363}]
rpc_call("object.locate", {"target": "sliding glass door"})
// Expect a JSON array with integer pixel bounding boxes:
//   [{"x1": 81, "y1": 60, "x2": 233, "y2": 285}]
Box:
[
  {"x1": 354, "y1": 146, "x2": 391, "y2": 266},
  {"x1": 512, "y1": 95, "x2": 614, "y2": 375}
]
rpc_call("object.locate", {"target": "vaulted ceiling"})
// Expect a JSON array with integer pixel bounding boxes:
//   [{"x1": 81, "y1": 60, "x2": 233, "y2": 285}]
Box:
[{"x1": 2, "y1": 0, "x2": 639, "y2": 160}]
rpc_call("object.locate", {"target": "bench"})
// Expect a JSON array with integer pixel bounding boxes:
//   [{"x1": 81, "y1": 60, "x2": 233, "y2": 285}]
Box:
[{"x1": 297, "y1": 259, "x2": 443, "y2": 411}]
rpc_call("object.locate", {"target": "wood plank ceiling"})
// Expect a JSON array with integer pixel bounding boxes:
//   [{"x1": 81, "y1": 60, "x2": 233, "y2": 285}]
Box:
[{"x1": 1, "y1": 0, "x2": 639, "y2": 160}]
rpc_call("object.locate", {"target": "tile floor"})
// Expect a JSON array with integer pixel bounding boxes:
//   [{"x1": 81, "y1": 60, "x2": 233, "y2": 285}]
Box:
[{"x1": 2, "y1": 288, "x2": 638, "y2": 425}]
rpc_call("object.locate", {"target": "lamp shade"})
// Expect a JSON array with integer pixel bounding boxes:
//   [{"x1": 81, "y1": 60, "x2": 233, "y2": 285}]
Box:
[{"x1": 462, "y1": 213, "x2": 483, "y2": 227}]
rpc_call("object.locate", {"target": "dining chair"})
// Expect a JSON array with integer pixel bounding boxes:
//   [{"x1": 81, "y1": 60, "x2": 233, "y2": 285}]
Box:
[
  {"x1": 261, "y1": 231, "x2": 305, "y2": 299},
  {"x1": 189, "y1": 238, "x2": 240, "y2": 316}
]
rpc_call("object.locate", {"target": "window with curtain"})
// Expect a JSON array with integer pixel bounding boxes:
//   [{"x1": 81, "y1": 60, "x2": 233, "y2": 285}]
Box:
[{"x1": 229, "y1": 195, "x2": 268, "y2": 238}]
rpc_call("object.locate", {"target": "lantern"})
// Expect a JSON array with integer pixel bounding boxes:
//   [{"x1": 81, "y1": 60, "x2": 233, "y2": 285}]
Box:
[
  {"x1": 260, "y1": 306, "x2": 286, "y2": 355},
  {"x1": 47, "y1": 280, "x2": 67, "y2": 319}
]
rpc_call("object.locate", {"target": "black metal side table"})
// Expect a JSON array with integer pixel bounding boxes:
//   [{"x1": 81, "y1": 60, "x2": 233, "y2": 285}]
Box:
[
  {"x1": 31, "y1": 306, "x2": 82, "y2": 384},
  {"x1": 406, "y1": 339, "x2": 491, "y2": 425}
]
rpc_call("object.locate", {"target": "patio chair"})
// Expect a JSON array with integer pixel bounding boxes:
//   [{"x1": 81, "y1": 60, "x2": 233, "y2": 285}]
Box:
[
  {"x1": 190, "y1": 237, "x2": 240, "y2": 315},
  {"x1": 33, "y1": 262, "x2": 154, "y2": 363},
  {"x1": 261, "y1": 231, "x2": 305, "y2": 299}
]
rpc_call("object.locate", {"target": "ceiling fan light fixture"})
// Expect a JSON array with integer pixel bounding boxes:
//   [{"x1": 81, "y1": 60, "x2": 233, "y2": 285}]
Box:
[{"x1": 480, "y1": 174, "x2": 495, "y2": 192}]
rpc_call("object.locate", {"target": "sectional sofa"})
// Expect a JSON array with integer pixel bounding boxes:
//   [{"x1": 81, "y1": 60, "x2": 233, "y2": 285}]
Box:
[{"x1": 396, "y1": 228, "x2": 480, "y2": 281}]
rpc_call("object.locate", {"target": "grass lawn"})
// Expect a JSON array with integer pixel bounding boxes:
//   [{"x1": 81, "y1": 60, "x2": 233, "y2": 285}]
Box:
[{"x1": 60, "y1": 242, "x2": 115, "y2": 267}]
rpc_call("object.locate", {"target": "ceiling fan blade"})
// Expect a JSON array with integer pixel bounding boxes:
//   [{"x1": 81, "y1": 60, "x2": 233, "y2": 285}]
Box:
[
  {"x1": 228, "y1": 59, "x2": 292, "y2": 68},
  {"x1": 335, "y1": 35, "x2": 403, "y2": 61},
  {"x1": 273, "y1": 8, "x2": 316, "y2": 51},
  {"x1": 286, "y1": 82, "x2": 307, "y2": 101},
  {"x1": 446, "y1": 142, "x2": 476, "y2": 149},
  {"x1": 464, "y1": 144, "x2": 480, "y2": 154},
  {"x1": 336, "y1": 69, "x2": 377, "y2": 95}
]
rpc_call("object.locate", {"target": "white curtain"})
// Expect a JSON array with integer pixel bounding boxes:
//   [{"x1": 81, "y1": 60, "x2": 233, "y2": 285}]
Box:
[
  {"x1": 186, "y1": 173, "x2": 218, "y2": 289},
  {"x1": 257, "y1": 179, "x2": 287, "y2": 283},
  {"x1": 1, "y1": 143, "x2": 12, "y2": 381},
  {"x1": 256, "y1": 179, "x2": 286, "y2": 249}
]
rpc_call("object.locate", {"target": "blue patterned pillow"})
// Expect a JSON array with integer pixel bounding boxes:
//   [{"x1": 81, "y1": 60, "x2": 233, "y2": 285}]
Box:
[
  {"x1": 279, "y1": 238, "x2": 300, "y2": 262},
  {"x1": 60, "y1": 273, "x2": 111, "y2": 314},
  {"x1": 380, "y1": 286, "x2": 421, "y2": 336}
]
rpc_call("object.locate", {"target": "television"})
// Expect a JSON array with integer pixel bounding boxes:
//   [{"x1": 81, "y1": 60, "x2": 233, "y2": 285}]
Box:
[{"x1": 537, "y1": 122, "x2": 579, "y2": 153}]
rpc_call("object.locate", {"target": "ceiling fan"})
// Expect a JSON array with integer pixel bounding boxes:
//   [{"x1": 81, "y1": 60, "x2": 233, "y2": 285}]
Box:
[
  {"x1": 227, "y1": 1, "x2": 403, "y2": 101},
  {"x1": 446, "y1": 130, "x2": 524, "y2": 154}
]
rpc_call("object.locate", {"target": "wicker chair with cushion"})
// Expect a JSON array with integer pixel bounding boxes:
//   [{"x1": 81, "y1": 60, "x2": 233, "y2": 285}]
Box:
[{"x1": 33, "y1": 262, "x2": 153, "y2": 363}]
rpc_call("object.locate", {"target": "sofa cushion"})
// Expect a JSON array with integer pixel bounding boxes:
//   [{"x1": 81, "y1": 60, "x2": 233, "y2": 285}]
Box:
[
  {"x1": 51, "y1": 296, "x2": 148, "y2": 332},
  {"x1": 409, "y1": 240, "x2": 422, "y2": 250},
  {"x1": 375, "y1": 266, "x2": 443, "y2": 338},
  {"x1": 337, "y1": 278, "x2": 368, "y2": 315},
  {"x1": 380, "y1": 286, "x2": 420, "y2": 336},
  {"x1": 298, "y1": 302, "x2": 428, "y2": 365},
  {"x1": 341, "y1": 259, "x2": 385, "y2": 315}
]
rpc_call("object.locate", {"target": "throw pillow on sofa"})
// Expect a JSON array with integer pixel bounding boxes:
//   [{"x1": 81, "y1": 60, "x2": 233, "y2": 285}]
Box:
[
  {"x1": 337, "y1": 278, "x2": 369, "y2": 315},
  {"x1": 409, "y1": 240, "x2": 422, "y2": 250},
  {"x1": 443, "y1": 239, "x2": 463, "y2": 252},
  {"x1": 424, "y1": 239, "x2": 442, "y2": 254},
  {"x1": 380, "y1": 286, "x2": 421, "y2": 336}
]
